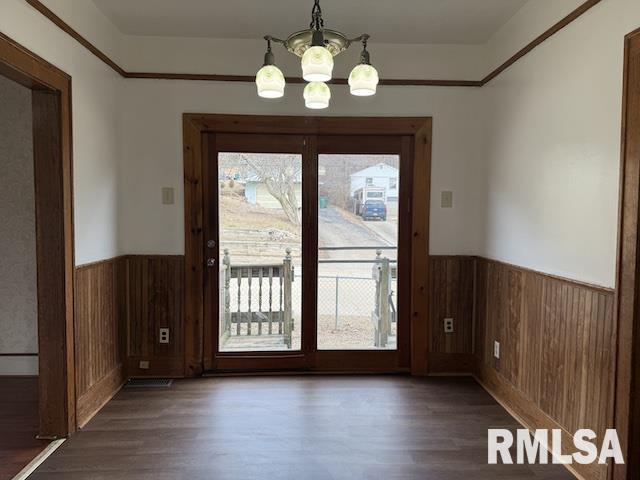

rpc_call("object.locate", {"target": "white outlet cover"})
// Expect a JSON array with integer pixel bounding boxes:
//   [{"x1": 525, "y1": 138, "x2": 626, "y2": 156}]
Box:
[
  {"x1": 494, "y1": 341, "x2": 500, "y2": 359},
  {"x1": 444, "y1": 318, "x2": 454, "y2": 333},
  {"x1": 139, "y1": 360, "x2": 150, "y2": 369},
  {"x1": 159, "y1": 328, "x2": 170, "y2": 344}
]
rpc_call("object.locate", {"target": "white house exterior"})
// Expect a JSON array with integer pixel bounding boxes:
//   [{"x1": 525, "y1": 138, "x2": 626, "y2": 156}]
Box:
[{"x1": 349, "y1": 163, "x2": 399, "y2": 201}]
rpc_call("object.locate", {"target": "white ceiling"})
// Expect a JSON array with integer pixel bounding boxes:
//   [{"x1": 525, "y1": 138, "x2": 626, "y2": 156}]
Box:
[{"x1": 91, "y1": 0, "x2": 529, "y2": 45}]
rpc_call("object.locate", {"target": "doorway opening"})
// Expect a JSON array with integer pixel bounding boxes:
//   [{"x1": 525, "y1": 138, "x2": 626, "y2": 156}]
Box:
[
  {"x1": 184, "y1": 115, "x2": 431, "y2": 376},
  {"x1": 0, "y1": 71, "x2": 48, "y2": 480},
  {"x1": 0, "y1": 32, "x2": 76, "y2": 452}
]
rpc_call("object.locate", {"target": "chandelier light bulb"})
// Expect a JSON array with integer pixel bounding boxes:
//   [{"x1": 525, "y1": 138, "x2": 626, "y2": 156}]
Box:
[
  {"x1": 348, "y1": 63, "x2": 379, "y2": 96},
  {"x1": 304, "y1": 81, "x2": 331, "y2": 109},
  {"x1": 255, "y1": 64, "x2": 286, "y2": 98},
  {"x1": 301, "y1": 46, "x2": 334, "y2": 82}
]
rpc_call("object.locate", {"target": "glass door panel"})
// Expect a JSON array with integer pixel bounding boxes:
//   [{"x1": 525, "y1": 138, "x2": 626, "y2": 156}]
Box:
[
  {"x1": 217, "y1": 152, "x2": 302, "y2": 352},
  {"x1": 317, "y1": 154, "x2": 400, "y2": 350}
]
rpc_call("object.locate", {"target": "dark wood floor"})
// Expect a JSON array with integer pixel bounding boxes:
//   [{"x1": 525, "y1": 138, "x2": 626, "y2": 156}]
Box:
[
  {"x1": 31, "y1": 376, "x2": 572, "y2": 479},
  {"x1": 0, "y1": 377, "x2": 49, "y2": 480}
]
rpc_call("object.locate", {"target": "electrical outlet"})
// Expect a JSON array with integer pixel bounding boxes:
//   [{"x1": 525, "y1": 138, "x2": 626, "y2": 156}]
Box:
[
  {"x1": 139, "y1": 360, "x2": 150, "y2": 369},
  {"x1": 444, "y1": 318, "x2": 454, "y2": 333},
  {"x1": 494, "y1": 341, "x2": 500, "y2": 359},
  {"x1": 159, "y1": 328, "x2": 170, "y2": 344}
]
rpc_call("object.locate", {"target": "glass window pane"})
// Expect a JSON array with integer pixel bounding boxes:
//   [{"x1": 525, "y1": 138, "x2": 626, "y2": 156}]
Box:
[
  {"x1": 317, "y1": 155, "x2": 399, "y2": 350},
  {"x1": 218, "y1": 153, "x2": 302, "y2": 352}
]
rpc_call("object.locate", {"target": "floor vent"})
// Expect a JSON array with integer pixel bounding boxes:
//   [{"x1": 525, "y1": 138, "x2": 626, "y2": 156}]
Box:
[{"x1": 125, "y1": 378, "x2": 173, "y2": 388}]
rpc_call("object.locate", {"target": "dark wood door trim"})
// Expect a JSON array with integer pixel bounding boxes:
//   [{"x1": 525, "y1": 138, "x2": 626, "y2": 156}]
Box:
[
  {"x1": 614, "y1": 26, "x2": 640, "y2": 480},
  {"x1": 0, "y1": 32, "x2": 75, "y2": 438},
  {"x1": 183, "y1": 114, "x2": 431, "y2": 376}
]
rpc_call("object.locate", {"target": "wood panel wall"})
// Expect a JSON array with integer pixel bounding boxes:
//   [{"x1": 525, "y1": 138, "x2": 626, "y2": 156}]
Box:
[
  {"x1": 74, "y1": 259, "x2": 125, "y2": 428},
  {"x1": 428, "y1": 256, "x2": 476, "y2": 373},
  {"x1": 475, "y1": 258, "x2": 616, "y2": 480},
  {"x1": 74, "y1": 255, "x2": 184, "y2": 427},
  {"x1": 122, "y1": 255, "x2": 185, "y2": 377}
]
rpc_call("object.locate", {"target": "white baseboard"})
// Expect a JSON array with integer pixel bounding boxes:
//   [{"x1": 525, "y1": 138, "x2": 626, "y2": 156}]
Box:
[{"x1": 0, "y1": 355, "x2": 38, "y2": 375}]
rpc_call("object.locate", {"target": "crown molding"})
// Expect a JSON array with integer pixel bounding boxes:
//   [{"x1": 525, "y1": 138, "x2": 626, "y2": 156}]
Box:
[
  {"x1": 25, "y1": 0, "x2": 601, "y2": 87},
  {"x1": 480, "y1": 0, "x2": 601, "y2": 84}
]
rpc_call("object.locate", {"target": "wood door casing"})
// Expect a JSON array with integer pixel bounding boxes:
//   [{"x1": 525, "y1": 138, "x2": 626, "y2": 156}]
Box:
[
  {"x1": 1, "y1": 32, "x2": 75, "y2": 438},
  {"x1": 185, "y1": 115, "x2": 432, "y2": 375}
]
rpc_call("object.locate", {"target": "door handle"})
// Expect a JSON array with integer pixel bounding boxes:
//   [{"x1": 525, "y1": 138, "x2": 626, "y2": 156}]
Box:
[{"x1": 206, "y1": 258, "x2": 216, "y2": 267}]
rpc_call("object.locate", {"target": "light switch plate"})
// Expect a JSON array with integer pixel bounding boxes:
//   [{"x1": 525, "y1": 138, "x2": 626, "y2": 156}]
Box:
[
  {"x1": 159, "y1": 328, "x2": 170, "y2": 344},
  {"x1": 441, "y1": 191, "x2": 453, "y2": 208},
  {"x1": 161, "y1": 187, "x2": 174, "y2": 205},
  {"x1": 494, "y1": 341, "x2": 500, "y2": 359},
  {"x1": 444, "y1": 318, "x2": 454, "y2": 333}
]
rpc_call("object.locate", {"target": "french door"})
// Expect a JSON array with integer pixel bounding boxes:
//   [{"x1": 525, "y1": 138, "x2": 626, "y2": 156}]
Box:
[{"x1": 204, "y1": 132, "x2": 413, "y2": 372}]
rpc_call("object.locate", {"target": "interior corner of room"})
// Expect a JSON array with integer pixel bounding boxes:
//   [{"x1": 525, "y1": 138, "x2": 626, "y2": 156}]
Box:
[{"x1": 1, "y1": 0, "x2": 639, "y2": 479}]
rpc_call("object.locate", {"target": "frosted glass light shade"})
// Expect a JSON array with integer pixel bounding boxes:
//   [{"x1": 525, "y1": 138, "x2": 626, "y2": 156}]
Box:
[
  {"x1": 348, "y1": 64, "x2": 379, "y2": 96},
  {"x1": 255, "y1": 65, "x2": 285, "y2": 98},
  {"x1": 301, "y1": 46, "x2": 334, "y2": 82},
  {"x1": 303, "y1": 81, "x2": 331, "y2": 109}
]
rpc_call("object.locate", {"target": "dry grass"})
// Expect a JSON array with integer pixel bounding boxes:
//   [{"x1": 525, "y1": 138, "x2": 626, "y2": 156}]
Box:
[{"x1": 220, "y1": 193, "x2": 300, "y2": 237}]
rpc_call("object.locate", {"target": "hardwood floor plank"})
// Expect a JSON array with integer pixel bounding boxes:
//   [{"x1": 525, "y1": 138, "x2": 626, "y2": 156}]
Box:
[
  {"x1": 29, "y1": 376, "x2": 572, "y2": 480},
  {"x1": 0, "y1": 378, "x2": 49, "y2": 480}
]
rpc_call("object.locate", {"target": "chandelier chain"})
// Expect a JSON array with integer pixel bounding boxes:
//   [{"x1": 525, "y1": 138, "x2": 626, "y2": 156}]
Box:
[{"x1": 310, "y1": 0, "x2": 324, "y2": 30}]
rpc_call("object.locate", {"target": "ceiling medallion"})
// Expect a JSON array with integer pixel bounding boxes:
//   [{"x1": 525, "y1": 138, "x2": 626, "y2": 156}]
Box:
[{"x1": 255, "y1": 0, "x2": 379, "y2": 108}]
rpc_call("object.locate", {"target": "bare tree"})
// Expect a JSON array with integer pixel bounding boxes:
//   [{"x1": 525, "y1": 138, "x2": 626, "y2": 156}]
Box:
[{"x1": 242, "y1": 154, "x2": 301, "y2": 225}]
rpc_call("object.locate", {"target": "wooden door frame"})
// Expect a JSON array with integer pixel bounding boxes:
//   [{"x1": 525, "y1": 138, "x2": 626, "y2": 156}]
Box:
[
  {"x1": 183, "y1": 114, "x2": 431, "y2": 377},
  {"x1": 0, "y1": 33, "x2": 76, "y2": 437},
  {"x1": 204, "y1": 132, "x2": 309, "y2": 372},
  {"x1": 614, "y1": 27, "x2": 640, "y2": 480}
]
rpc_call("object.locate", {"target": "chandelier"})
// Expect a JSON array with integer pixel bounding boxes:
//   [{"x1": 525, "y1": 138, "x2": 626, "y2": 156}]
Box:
[{"x1": 255, "y1": 0, "x2": 379, "y2": 109}]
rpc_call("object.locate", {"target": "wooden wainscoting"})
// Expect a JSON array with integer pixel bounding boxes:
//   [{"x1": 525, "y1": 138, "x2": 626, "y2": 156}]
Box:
[
  {"x1": 74, "y1": 255, "x2": 184, "y2": 426},
  {"x1": 74, "y1": 259, "x2": 126, "y2": 428},
  {"x1": 428, "y1": 256, "x2": 476, "y2": 374},
  {"x1": 475, "y1": 258, "x2": 616, "y2": 480},
  {"x1": 122, "y1": 255, "x2": 185, "y2": 378}
]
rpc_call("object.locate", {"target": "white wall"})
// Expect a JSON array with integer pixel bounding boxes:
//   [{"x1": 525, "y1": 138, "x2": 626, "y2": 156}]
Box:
[
  {"x1": 33, "y1": 0, "x2": 488, "y2": 262},
  {"x1": 117, "y1": 80, "x2": 485, "y2": 256},
  {"x1": 0, "y1": 0, "x2": 121, "y2": 266},
  {"x1": 6, "y1": 0, "x2": 638, "y2": 289},
  {"x1": 0, "y1": 76, "x2": 38, "y2": 375},
  {"x1": 481, "y1": 0, "x2": 640, "y2": 288}
]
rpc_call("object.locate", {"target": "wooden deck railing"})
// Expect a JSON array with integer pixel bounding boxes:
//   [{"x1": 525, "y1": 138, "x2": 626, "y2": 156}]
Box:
[
  {"x1": 220, "y1": 247, "x2": 395, "y2": 349},
  {"x1": 372, "y1": 251, "x2": 393, "y2": 348},
  {"x1": 220, "y1": 249, "x2": 294, "y2": 348}
]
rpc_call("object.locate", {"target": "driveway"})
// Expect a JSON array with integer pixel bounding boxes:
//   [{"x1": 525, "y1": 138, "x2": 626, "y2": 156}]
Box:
[{"x1": 319, "y1": 206, "x2": 391, "y2": 250}]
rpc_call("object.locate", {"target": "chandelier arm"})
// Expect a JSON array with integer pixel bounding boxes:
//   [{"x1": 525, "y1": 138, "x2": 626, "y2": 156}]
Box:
[
  {"x1": 264, "y1": 35, "x2": 287, "y2": 45},
  {"x1": 346, "y1": 34, "x2": 370, "y2": 44}
]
